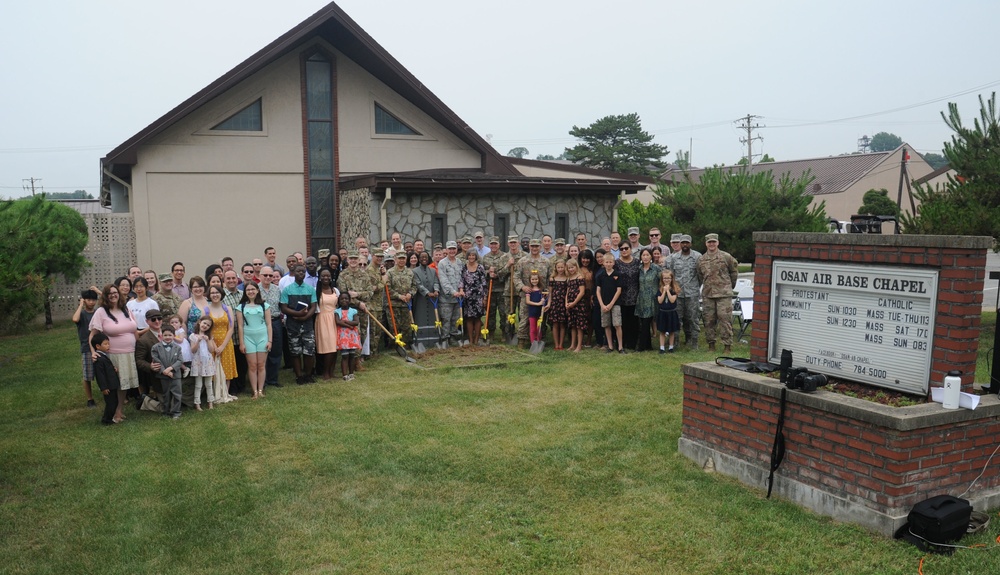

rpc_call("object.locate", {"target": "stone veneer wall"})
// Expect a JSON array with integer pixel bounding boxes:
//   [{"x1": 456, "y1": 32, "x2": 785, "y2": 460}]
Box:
[
  {"x1": 750, "y1": 232, "x2": 992, "y2": 392},
  {"x1": 680, "y1": 362, "x2": 1000, "y2": 535},
  {"x1": 339, "y1": 187, "x2": 373, "y2": 248},
  {"x1": 382, "y1": 192, "x2": 616, "y2": 246}
]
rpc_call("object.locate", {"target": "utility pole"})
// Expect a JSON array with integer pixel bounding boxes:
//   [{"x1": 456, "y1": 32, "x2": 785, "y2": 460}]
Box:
[
  {"x1": 22, "y1": 177, "x2": 43, "y2": 196},
  {"x1": 736, "y1": 114, "x2": 764, "y2": 169}
]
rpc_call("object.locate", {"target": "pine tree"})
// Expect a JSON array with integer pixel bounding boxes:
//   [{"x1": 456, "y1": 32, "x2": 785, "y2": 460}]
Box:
[
  {"x1": 564, "y1": 113, "x2": 668, "y2": 176},
  {"x1": 901, "y1": 93, "x2": 1000, "y2": 242}
]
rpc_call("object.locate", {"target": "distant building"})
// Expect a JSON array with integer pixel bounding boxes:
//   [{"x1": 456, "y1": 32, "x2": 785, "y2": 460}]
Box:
[{"x1": 661, "y1": 145, "x2": 935, "y2": 221}]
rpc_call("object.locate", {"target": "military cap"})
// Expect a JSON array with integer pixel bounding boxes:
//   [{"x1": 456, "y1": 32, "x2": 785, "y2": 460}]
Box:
[
  {"x1": 373, "y1": 249, "x2": 385, "y2": 257},
  {"x1": 394, "y1": 251, "x2": 407, "y2": 259},
  {"x1": 507, "y1": 235, "x2": 520, "y2": 243},
  {"x1": 317, "y1": 248, "x2": 330, "y2": 259},
  {"x1": 554, "y1": 238, "x2": 566, "y2": 245},
  {"x1": 680, "y1": 234, "x2": 692, "y2": 243},
  {"x1": 489, "y1": 236, "x2": 500, "y2": 244},
  {"x1": 446, "y1": 240, "x2": 458, "y2": 249},
  {"x1": 627, "y1": 227, "x2": 640, "y2": 236},
  {"x1": 158, "y1": 273, "x2": 172, "y2": 282},
  {"x1": 347, "y1": 250, "x2": 360, "y2": 258},
  {"x1": 529, "y1": 238, "x2": 541, "y2": 247},
  {"x1": 460, "y1": 236, "x2": 472, "y2": 244},
  {"x1": 433, "y1": 243, "x2": 444, "y2": 250},
  {"x1": 474, "y1": 231, "x2": 484, "y2": 238},
  {"x1": 705, "y1": 233, "x2": 719, "y2": 242},
  {"x1": 670, "y1": 233, "x2": 682, "y2": 242}
]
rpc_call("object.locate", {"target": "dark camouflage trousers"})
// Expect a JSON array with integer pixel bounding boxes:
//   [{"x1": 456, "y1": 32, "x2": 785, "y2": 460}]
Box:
[{"x1": 702, "y1": 296, "x2": 733, "y2": 346}]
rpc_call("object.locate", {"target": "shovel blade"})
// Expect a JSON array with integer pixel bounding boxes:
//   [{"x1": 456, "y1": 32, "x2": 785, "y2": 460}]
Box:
[{"x1": 412, "y1": 342, "x2": 426, "y2": 354}]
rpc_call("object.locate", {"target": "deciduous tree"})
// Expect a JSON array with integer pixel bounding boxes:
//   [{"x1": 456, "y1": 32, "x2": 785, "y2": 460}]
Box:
[
  {"x1": 506, "y1": 147, "x2": 529, "y2": 159},
  {"x1": 869, "y1": 132, "x2": 903, "y2": 152}
]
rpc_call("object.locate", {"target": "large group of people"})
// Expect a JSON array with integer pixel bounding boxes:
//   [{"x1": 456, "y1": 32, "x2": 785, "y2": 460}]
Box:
[{"x1": 74, "y1": 229, "x2": 739, "y2": 425}]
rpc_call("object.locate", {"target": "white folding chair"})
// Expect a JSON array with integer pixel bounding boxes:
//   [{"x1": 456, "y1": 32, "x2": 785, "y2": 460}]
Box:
[{"x1": 734, "y1": 286, "x2": 753, "y2": 340}]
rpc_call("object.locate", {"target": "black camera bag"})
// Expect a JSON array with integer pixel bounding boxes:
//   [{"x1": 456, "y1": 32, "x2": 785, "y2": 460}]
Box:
[{"x1": 907, "y1": 495, "x2": 972, "y2": 543}]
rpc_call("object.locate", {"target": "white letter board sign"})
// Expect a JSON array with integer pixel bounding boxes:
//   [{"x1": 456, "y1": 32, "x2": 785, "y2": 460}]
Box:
[{"x1": 768, "y1": 261, "x2": 938, "y2": 395}]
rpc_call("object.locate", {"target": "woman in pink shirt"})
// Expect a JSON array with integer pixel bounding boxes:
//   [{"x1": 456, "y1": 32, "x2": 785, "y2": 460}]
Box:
[{"x1": 89, "y1": 284, "x2": 139, "y2": 423}]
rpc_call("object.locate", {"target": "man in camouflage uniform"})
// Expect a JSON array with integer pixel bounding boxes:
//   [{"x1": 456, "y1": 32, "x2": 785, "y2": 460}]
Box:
[
  {"x1": 437, "y1": 241, "x2": 464, "y2": 345},
  {"x1": 337, "y1": 251, "x2": 376, "y2": 367},
  {"x1": 513, "y1": 239, "x2": 550, "y2": 347},
  {"x1": 667, "y1": 234, "x2": 702, "y2": 350},
  {"x1": 386, "y1": 251, "x2": 417, "y2": 347},
  {"x1": 367, "y1": 249, "x2": 388, "y2": 354},
  {"x1": 481, "y1": 236, "x2": 512, "y2": 343},
  {"x1": 503, "y1": 235, "x2": 525, "y2": 342},
  {"x1": 696, "y1": 233, "x2": 738, "y2": 353}
]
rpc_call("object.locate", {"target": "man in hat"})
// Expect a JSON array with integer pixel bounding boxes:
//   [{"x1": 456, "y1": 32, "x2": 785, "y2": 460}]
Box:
[
  {"x1": 134, "y1": 309, "x2": 166, "y2": 398},
  {"x1": 482, "y1": 236, "x2": 512, "y2": 342},
  {"x1": 437, "y1": 240, "x2": 464, "y2": 344},
  {"x1": 514, "y1": 239, "x2": 550, "y2": 347},
  {"x1": 368, "y1": 249, "x2": 388, "y2": 353},
  {"x1": 503, "y1": 235, "x2": 525, "y2": 342},
  {"x1": 667, "y1": 234, "x2": 702, "y2": 349},
  {"x1": 627, "y1": 227, "x2": 644, "y2": 252},
  {"x1": 458, "y1": 236, "x2": 474, "y2": 261},
  {"x1": 152, "y1": 273, "x2": 181, "y2": 318},
  {"x1": 696, "y1": 233, "x2": 739, "y2": 353},
  {"x1": 474, "y1": 231, "x2": 490, "y2": 258},
  {"x1": 669, "y1": 233, "x2": 682, "y2": 255},
  {"x1": 337, "y1": 251, "x2": 375, "y2": 368},
  {"x1": 386, "y1": 251, "x2": 417, "y2": 347},
  {"x1": 553, "y1": 238, "x2": 568, "y2": 263}
]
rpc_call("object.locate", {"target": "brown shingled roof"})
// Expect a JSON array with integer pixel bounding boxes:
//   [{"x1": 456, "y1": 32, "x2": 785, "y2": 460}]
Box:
[{"x1": 662, "y1": 150, "x2": 896, "y2": 196}]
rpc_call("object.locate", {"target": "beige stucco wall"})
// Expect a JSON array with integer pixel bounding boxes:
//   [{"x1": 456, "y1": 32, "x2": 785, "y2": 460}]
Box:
[
  {"x1": 810, "y1": 148, "x2": 934, "y2": 221},
  {"x1": 127, "y1": 38, "x2": 483, "y2": 272}
]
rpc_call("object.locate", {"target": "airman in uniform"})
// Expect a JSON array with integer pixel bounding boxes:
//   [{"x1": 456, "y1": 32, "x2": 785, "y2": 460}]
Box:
[
  {"x1": 386, "y1": 252, "x2": 417, "y2": 347},
  {"x1": 667, "y1": 234, "x2": 702, "y2": 349},
  {"x1": 513, "y1": 238, "x2": 550, "y2": 347},
  {"x1": 481, "y1": 236, "x2": 513, "y2": 342},
  {"x1": 696, "y1": 233, "x2": 739, "y2": 353},
  {"x1": 337, "y1": 251, "x2": 376, "y2": 366}
]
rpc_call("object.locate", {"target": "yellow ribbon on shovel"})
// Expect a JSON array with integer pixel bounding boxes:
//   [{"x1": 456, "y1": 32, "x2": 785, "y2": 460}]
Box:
[{"x1": 394, "y1": 333, "x2": 405, "y2": 347}]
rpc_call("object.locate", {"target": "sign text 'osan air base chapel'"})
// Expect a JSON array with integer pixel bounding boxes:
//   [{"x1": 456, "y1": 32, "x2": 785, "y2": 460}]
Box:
[{"x1": 769, "y1": 261, "x2": 939, "y2": 395}]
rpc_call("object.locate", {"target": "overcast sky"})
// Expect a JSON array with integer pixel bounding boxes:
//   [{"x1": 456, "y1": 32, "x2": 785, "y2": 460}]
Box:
[{"x1": 2, "y1": 0, "x2": 997, "y2": 199}]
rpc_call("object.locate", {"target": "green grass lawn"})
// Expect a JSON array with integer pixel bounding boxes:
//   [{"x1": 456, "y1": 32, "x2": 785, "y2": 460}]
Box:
[{"x1": 1, "y1": 324, "x2": 997, "y2": 574}]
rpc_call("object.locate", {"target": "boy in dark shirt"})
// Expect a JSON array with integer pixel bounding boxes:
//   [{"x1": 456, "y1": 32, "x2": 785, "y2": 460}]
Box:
[
  {"x1": 91, "y1": 332, "x2": 120, "y2": 425},
  {"x1": 595, "y1": 253, "x2": 624, "y2": 353},
  {"x1": 73, "y1": 289, "x2": 100, "y2": 407}
]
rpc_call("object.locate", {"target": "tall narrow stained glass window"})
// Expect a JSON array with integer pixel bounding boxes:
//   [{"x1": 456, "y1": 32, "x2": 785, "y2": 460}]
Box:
[{"x1": 305, "y1": 52, "x2": 335, "y2": 254}]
